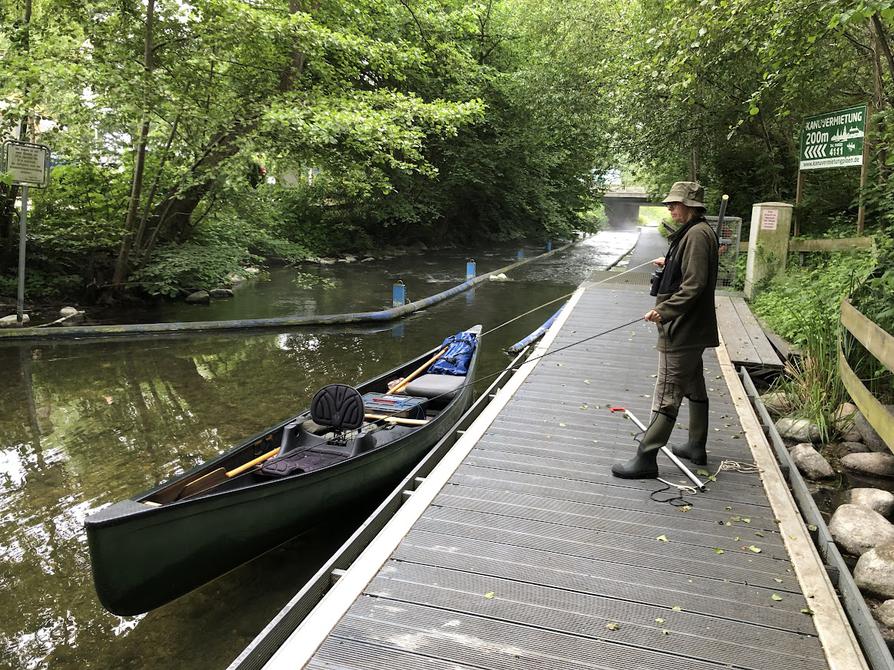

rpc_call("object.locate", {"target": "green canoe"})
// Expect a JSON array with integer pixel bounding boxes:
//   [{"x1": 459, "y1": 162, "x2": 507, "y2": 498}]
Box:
[{"x1": 85, "y1": 326, "x2": 481, "y2": 615}]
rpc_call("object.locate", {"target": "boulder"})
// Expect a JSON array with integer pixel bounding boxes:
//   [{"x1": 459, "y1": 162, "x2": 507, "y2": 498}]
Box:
[
  {"x1": 834, "y1": 402, "x2": 862, "y2": 442},
  {"x1": 855, "y1": 408, "x2": 889, "y2": 452},
  {"x1": 244, "y1": 266, "x2": 261, "y2": 276},
  {"x1": 339, "y1": 255, "x2": 358, "y2": 263},
  {"x1": 790, "y1": 443, "x2": 834, "y2": 480},
  {"x1": 830, "y1": 504, "x2": 894, "y2": 556},
  {"x1": 0, "y1": 313, "x2": 29, "y2": 327},
  {"x1": 856, "y1": 544, "x2": 894, "y2": 598},
  {"x1": 225, "y1": 272, "x2": 245, "y2": 285},
  {"x1": 361, "y1": 257, "x2": 375, "y2": 263},
  {"x1": 317, "y1": 258, "x2": 337, "y2": 265},
  {"x1": 775, "y1": 417, "x2": 822, "y2": 443},
  {"x1": 60, "y1": 306, "x2": 79, "y2": 317},
  {"x1": 185, "y1": 290, "x2": 210, "y2": 304},
  {"x1": 876, "y1": 599, "x2": 894, "y2": 628},
  {"x1": 209, "y1": 288, "x2": 234, "y2": 299},
  {"x1": 851, "y1": 488, "x2": 894, "y2": 518},
  {"x1": 761, "y1": 391, "x2": 791, "y2": 417},
  {"x1": 841, "y1": 452, "x2": 894, "y2": 479}
]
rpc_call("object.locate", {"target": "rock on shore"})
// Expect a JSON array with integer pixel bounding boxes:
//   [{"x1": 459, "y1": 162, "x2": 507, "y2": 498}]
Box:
[
  {"x1": 790, "y1": 443, "x2": 834, "y2": 480},
  {"x1": 841, "y1": 452, "x2": 894, "y2": 479},
  {"x1": 855, "y1": 544, "x2": 894, "y2": 599},
  {"x1": 829, "y1": 504, "x2": 894, "y2": 556}
]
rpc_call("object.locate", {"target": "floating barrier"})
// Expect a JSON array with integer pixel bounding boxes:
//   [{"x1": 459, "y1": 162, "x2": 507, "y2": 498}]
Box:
[
  {"x1": 0, "y1": 241, "x2": 577, "y2": 341},
  {"x1": 506, "y1": 306, "x2": 564, "y2": 353}
]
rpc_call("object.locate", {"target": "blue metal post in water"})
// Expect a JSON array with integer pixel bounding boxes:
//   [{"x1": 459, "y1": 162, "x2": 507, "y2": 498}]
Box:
[
  {"x1": 546, "y1": 240, "x2": 552, "y2": 252},
  {"x1": 516, "y1": 249, "x2": 524, "y2": 261},
  {"x1": 392, "y1": 281, "x2": 406, "y2": 307},
  {"x1": 466, "y1": 259, "x2": 476, "y2": 279}
]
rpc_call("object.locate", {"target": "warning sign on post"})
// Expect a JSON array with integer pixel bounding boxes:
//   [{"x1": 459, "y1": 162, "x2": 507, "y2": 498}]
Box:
[
  {"x1": 799, "y1": 105, "x2": 867, "y2": 171},
  {"x1": 2, "y1": 141, "x2": 51, "y2": 187}
]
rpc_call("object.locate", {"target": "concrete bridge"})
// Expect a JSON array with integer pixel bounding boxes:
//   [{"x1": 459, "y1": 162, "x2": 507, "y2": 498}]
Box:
[{"x1": 602, "y1": 185, "x2": 661, "y2": 228}]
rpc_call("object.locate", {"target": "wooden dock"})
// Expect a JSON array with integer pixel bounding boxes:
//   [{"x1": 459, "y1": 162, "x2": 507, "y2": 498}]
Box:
[
  {"x1": 715, "y1": 293, "x2": 786, "y2": 370},
  {"x1": 240, "y1": 282, "x2": 864, "y2": 670}
]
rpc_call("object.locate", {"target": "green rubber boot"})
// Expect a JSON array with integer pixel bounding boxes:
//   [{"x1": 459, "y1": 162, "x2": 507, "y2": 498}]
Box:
[
  {"x1": 671, "y1": 399, "x2": 708, "y2": 466},
  {"x1": 611, "y1": 413, "x2": 676, "y2": 479}
]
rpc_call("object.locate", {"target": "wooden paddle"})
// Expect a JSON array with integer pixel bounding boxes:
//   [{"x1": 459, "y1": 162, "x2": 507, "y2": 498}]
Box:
[
  {"x1": 390, "y1": 347, "x2": 448, "y2": 394},
  {"x1": 177, "y1": 446, "x2": 280, "y2": 500},
  {"x1": 364, "y1": 413, "x2": 429, "y2": 426}
]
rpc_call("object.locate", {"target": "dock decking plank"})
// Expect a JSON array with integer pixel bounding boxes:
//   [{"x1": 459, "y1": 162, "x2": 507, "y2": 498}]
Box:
[{"x1": 731, "y1": 294, "x2": 785, "y2": 367}]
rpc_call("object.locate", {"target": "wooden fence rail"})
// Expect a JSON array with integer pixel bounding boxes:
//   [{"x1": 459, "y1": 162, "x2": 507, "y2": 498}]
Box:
[{"x1": 839, "y1": 299, "x2": 894, "y2": 453}]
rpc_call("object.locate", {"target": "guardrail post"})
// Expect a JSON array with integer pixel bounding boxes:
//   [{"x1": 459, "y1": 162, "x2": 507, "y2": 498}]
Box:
[{"x1": 744, "y1": 202, "x2": 793, "y2": 299}]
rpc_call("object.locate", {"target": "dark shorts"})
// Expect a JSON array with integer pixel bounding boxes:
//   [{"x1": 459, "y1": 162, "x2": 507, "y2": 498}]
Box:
[{"x1": 651, "y1": 348, "x2": 708, "y2": 418}]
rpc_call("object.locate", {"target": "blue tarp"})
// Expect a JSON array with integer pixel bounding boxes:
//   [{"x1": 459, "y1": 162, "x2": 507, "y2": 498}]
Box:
[{"x1": 428, "y1": 331, "x2": 477, "y2": 376}]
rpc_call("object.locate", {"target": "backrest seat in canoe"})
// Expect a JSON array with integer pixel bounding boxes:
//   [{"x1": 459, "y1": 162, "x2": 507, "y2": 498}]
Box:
[{"x1": 311, "y1": 384, "x2": 365, "y2": 438}]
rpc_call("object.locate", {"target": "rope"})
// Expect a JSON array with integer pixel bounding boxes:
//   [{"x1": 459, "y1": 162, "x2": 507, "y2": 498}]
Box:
[
  {"x1": 648, "y1": 459, "x2": 760, "y2": 508},
  {"x1": 480, "y1": 258, "x2": 658, "y2": 338},
  {"x1": 650, "y1": 480, "x2": 696, "y2": 507}
]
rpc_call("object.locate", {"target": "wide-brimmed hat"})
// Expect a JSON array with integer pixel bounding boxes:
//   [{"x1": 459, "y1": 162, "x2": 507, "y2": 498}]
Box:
[{"x1": 662, "y1": 181, "x2": 705, "y2": 208}]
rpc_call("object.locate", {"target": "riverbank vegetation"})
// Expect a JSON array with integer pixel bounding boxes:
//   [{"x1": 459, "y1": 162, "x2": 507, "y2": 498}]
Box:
[{"x1": 2, "y1": 0, "x2": 894, "y2": 309}]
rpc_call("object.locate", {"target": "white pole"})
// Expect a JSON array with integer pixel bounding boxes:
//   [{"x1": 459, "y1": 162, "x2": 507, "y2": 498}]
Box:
[{"x1": 17, "y1": 184, "x2": 28, "y2": 325}]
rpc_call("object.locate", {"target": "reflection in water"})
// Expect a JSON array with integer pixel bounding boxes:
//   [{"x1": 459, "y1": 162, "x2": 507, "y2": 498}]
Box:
[{"x1": 0, "y1": 234, "x2": 634, "y2": 670}]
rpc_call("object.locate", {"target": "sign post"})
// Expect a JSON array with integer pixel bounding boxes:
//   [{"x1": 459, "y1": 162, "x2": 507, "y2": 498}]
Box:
[
  {"x1": 797, "y1": 104, "x2": 869, "y2": 234},
  {"x1": 2, "y1": 140, "x2": 51, "y2": 325}
]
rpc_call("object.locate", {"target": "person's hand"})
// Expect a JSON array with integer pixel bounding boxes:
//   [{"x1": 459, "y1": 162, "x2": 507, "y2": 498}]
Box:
[
  {"x1": 644, "y1": 309, "x2": 662, "y2": 323},
  {"x1": 652, "y1": 256, "x2": 665, "y2": 268}
]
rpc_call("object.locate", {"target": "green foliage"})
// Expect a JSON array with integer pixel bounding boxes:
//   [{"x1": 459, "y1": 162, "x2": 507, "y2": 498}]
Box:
[
  {"x1": 6, "y1": 0, "x2": 894, "y2": 305},
  {"x1": 750, "y1": 252, "x2": 875, "y2": 346},
  {"x1": 852, "y1": 233, "x2": 894, "y2": 333},
  {"x1": 753, "y1": 247, "x2": 882, "y2": 439},
  {"x1": 774, "y1": 320, "x2": 848, "y2": 442},
  {"x1": 129, "y1": 218, "x2": 264, "y2": 297}
]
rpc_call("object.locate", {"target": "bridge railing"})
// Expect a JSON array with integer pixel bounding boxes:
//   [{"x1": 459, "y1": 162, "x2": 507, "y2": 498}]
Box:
[{"x1": 838, "y1": 298, "x2": 894, "y2": 452}]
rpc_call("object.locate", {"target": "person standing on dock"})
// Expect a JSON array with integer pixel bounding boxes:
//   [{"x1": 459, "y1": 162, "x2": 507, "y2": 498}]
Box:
[{"x1": 611, "y1": 181, "x2": 719, "y2": 479}]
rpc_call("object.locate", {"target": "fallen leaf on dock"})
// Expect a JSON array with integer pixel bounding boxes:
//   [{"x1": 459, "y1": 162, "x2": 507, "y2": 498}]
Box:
[
  {"x1": 771, "y1": 594, "x2": 783, "y2": 601},
  {"x1": 484, "y1": 592, "x2": 495, "y2": 599},
  {"x1": 606, "y1": 622, "x2": 620, "y2": 631},
  {"x1": 748, "y1": 545, "x2": 762, "y2": 553},
  {"x1": 656, "y1": 534, "x2": 669, "y2": 542}
]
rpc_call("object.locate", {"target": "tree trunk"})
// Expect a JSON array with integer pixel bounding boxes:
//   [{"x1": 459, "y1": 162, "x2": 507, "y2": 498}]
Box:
[
  {"x1": 872, "y1": 14, "x2": 894, "y2": 90},
  {"x1": 111, "y1": 0, "x2": 155, "y2": 288}
]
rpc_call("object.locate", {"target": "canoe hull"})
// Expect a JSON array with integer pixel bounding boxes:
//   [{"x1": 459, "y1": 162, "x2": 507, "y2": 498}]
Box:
[{"x1": 86, "y1": 335, "x2": 478, "y2": 615}]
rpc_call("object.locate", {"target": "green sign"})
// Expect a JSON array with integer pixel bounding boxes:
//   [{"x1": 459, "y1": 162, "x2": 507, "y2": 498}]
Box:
[{"x1": 799, "y1": 104, "x2": 867, "y2": 171}]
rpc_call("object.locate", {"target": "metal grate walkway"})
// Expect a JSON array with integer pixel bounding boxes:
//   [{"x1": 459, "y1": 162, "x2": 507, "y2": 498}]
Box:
[{"x1": 290, "y1": 283, "x2": 851, "y2": 670}]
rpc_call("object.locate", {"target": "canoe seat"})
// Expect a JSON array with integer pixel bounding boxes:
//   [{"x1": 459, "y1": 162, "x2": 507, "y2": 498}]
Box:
[
  {"x1": 311, "y1": 384, "x2": 364, "y2": 433},
  {"x1": 403, "y1": 374, "x2": 466, "y2": 403}
]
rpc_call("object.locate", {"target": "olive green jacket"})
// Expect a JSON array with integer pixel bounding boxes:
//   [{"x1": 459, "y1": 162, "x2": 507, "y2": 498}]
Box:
[{"x1": 654, "y1": 218, "x2": 719, "y2": 351}]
